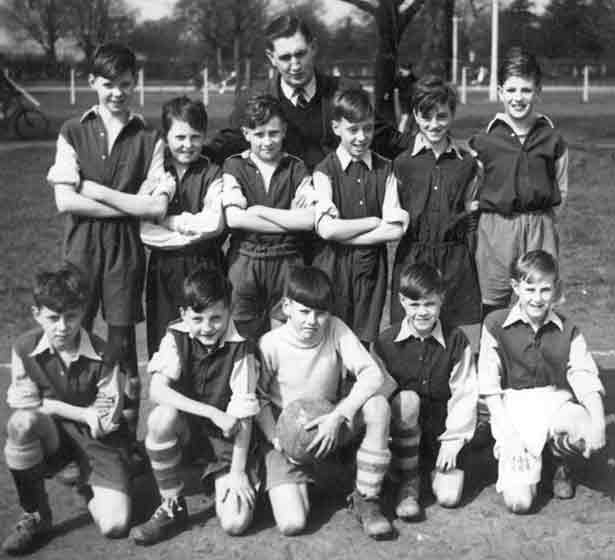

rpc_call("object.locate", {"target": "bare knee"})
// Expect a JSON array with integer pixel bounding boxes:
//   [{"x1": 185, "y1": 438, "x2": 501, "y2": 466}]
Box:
[
  {"x1": 503, "y1": 488, "x2": 534, "y2": 514},
  {"x1": 93, "y1": 505, "x2": 130, "y2": 537},
  {"x1": 220, "y1": 511, "x2": 252, "y2": 536},
  {"x1": 391, "y1": 391, "x2": 420, "y2": 430},
  {"x1": 277, "y1": 511, "x2": 307, "y2": 536},
  {"x1": 362, "y1": 394, "x2": 391, "y2": 426},
  {"x1": 146, "y1": 405, "x2": 181, "y2": 442},
  {"x1": 432, "y1": 470, "x2": 464, "y2": 508},
  {"x1": 7, "y1": 410, "x2": 41, "y2": 442}
]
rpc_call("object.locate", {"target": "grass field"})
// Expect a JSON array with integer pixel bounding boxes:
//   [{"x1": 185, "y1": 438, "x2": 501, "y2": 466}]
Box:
[{"x1": 0, "y1": 91, "x2": 614, "y2": 559}]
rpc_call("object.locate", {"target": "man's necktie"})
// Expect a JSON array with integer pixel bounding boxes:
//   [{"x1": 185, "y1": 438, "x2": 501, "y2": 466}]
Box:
[{"x1": 295, "y1": 88, "x2": 308, "y2": 109}]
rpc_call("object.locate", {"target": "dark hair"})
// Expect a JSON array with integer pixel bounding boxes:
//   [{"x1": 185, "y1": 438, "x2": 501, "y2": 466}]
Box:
[
  {"x1": 265, "y1": 15, "x2": 314, "y2": 51},
  {"x1": 161, "y1": 96, "x2": 208, "y2": 136},
  {"x1": 498, "y1": 47, "x2": 542, "y2": 88},
  {"x1": 90, "y1": 42, "x2": 137, "y2": 79},
  {"x1": 182, "y1": 266, "x2": 232, "y2": 312},
  {"x1": 399, "y1": 262, "x2": 446, "y2": 300},
  {"x1": 242, "y1": 94, "x2": 286, "y2": 129},
  {"x1": 412, "y1": 74, "x2": 457, "y2": 116},
  {"x1": 33, "y1": 265, "x2": 89, "y2": 312},
  {"x1": 511, "y1": 250, "x2": 559, "y2": 283},
  {"x1": 331, "y1": 88, "x2": 374, "y2": 122},
  {"x1": 284, "y1": 266, "x2": 334, "y2": 312}
]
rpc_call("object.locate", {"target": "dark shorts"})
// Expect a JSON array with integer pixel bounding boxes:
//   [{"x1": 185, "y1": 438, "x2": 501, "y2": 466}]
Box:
[
  {"x1": 46, "y1": 419, "x2": 132, "y2": 493},
  {"x1": 227, "y1": 247, "x2": 303, "y2": 340},
  {"x1": 178, "y1": 414, "x2": 261, "y2": 494},
  {"x1": 312, "y1": 244, "x2": 387, "y2": 343},
  {"x1": 65, "y1": 220, "x2": 145, "y2": 326}
]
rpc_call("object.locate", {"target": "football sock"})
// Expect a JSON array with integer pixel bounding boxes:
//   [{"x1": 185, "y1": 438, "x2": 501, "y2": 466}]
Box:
[
  {"x1": 146, "y1": 436, "x2": 184, "y2": 499},
  {"x1": 355, "y1": 446, "x2": 391, "y2": 498},
  {"x1": 390, "y1": 425, "x2": 421, "y2": 487}
]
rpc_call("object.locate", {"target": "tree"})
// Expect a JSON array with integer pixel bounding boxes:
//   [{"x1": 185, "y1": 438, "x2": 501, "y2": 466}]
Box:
[
  {"x1": 64, "y1": 0, "x2": 137, "y2": 62},
  {"x1": 0, "y1": 0, "x2": 70, "y2": 67},
  {"x1": 174, "y1": 0, "x2": 268, "y2": 85},
  {"x1": 339, "y1": 0, "x2": 426, "y2": 123}
]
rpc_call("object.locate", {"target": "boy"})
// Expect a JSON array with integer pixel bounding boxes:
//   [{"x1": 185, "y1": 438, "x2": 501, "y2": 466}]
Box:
[
  {"x1": 222, "y1": 94, "x2": 317, "y2": 339},
  {"x1": 469, "y1": 48, "x2": 568, "y2": 316},
  {"x1": 312, "y1": 88, "x2": 408, "y2": 346},
  {"x1": 258, "y1": 265, "x2": 394, "y2": 539},
  {"x1": 129, "y1": 267, "x2": 261, "y2": 545},
  {"x1": 391, "y1": 76, "x2": 481, "y2": 336},
  {"x1": 47, "y1": 42, "x2": 174, "y2": 442},
  {"x1": 2, "y1": 266, "x2": 132, "y2": 555},
  {"x1": 479, "y1": 250, "x2": 605, "y2": 513},
  {"x1": 373, "y1": 263, "x2": 478, "y2": 520}
]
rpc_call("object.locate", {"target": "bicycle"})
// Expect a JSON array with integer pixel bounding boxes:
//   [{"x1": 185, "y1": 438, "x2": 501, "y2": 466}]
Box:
[{"x1": 0, "y1": 87, "x2": 49, "y2": 140}]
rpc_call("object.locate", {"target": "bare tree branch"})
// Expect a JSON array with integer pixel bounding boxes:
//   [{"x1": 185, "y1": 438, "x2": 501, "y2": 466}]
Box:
[{"x1": 338, "y1": 0, "x2": 377, "y2": 16}]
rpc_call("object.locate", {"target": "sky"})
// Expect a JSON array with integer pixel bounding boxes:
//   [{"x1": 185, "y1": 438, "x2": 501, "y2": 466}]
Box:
[{"x1": 128, "y1": 0, "x2": 358, "y2": 24}]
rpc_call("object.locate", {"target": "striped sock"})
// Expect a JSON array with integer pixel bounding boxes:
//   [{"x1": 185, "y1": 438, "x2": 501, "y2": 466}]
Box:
[
  {"x1": 390, "y1": 426, "x2": 421, "y2": 483},
  {"x1": 355, "y1": 446, "x2": 391, "y2": 498},
  {"x1": 146, "y1": 437, "x2": 184, "y2": 499},
  {"x1": 4, "y1": 439, "x2": 44, "y2": 471}
]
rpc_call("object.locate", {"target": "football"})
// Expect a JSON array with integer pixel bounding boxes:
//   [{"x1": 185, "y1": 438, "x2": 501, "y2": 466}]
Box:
[{"x1": 276, "y1": 398, "x2": 335, "y2": 464}]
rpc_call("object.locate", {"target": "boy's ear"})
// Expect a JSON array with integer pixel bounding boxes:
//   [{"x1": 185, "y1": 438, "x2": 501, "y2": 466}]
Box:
[
  {"x1": 179, "y1": 306, "x2": 186, "y2": 320},
  {"x1": 510, "y1": 279, "x2": 520, "y2": 296},
  {"x1": 241, "y1": 126, "x2": 251, "y2": 142},
  {"x1": 281, "y1": 297, "x2": 292, "y2": 317},
  {"x1": 87, "y1": 74, "x2": 96, "y2": 88},
  {"x1": 31, "y1": 306, "x2": 41, "y2": 321},
  {"x1": 331, "y1": 119, "x2": 341, "y2": 137}
]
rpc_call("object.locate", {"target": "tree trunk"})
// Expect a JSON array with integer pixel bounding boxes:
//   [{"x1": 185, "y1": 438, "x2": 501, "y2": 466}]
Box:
[
  {"x1": 373, "y1": 1, "x2": 398, "y2": 124},
  {"x1": 417, "y1": 0, "x2": 454, "y2": 78}
]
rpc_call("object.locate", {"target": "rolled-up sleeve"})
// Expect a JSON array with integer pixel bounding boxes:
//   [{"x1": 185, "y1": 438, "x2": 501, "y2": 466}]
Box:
[
  {"x1": 226, "y1": 345, "x2": 260, "y2": 418},
  {"x1": 222, "y1": 172, "x2": 248, "y2": 209},
  {"x1": 477, "y1": 326, "x2": 504, "y2": 396},
  {"x1": 147, "y1": 332, "x2": 182, "y2": 382},
  {"x1": 381, "y1": 173, "x2": 409, "y2": 231},
  {"x1": 440, "y1": 344, "x2": 478, "y2": 443},
  {"x1": 567, "y1": 332, "x2": 604, "y2": 400},
  {"x1": 7, "y1": 350, "x2": 42, "y2": 409},
  {"x1": 47, "y1": 134, "x2": 80, "y2": 187},
  {"x1": 312, "y1": 171, "x2": 339, "y2": 232}
]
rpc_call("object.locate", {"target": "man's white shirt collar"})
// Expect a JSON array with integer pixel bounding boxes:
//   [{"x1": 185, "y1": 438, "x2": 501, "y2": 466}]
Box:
[
  {"x1": 280, "y1": 76, "x2": 317, "y2": 106},
  {"x1": 411, "y1": 132, "x2": 463, "y2": 159}
]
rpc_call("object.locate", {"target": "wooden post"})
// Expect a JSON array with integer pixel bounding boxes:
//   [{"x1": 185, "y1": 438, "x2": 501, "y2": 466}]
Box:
[
  {"x1": 202, "y1": 67, "x2": 209, "y2": 107},
  {"x1": 138, "y1": 68, "x2": 144, "y2": 107},
  {"x1": 70, "y1": 68, "x2": 76, "y2": 105},
  {"x1": 584, "y1": 65, "x2": 590, "y2": 102},
  {"x1": 452, "y1": 16, "x2": 459, "y2": 84},
  {"x1": 460, "y1": 67, "x2": 467, "y2": 104},
  {"x1": 245, "y1": 59, "x2": 251, "y2": 89}
]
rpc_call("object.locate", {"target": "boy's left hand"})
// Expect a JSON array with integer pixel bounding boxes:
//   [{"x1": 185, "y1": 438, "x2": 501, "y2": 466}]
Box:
[
  {"x1": 222, "y1": 471, "x2": 256, "y2": 510},
  {"x1": 305, "y1": 411, "x2": 346, "y2": 459},
  {"x1": 435, "y1": 440, "x2": 464, "y2": 472}
]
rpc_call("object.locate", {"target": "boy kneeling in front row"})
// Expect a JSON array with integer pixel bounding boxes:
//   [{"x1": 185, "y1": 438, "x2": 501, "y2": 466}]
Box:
[
  {"x1": 258, "y1": 266, "x2": 394, "y2": 539},
  {"x1": 130, "y1": 266, "x2": 261, "y2": 545},
  {"x1": 479, "y1": 250, "x2": 605, "y2": 513},
  {"x1": 3, "y1": 266, "x2": 132, "y2": 555},
  {"x1": 373, "y1": 263, "x2": 478, "y2": 520}
]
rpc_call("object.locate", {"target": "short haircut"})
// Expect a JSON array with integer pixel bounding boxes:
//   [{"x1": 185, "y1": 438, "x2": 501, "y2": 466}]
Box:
[
  {"x1": 265, "y1": 15, "x2": 314, "y2": 51},
  {"x1": 90, "y1": 42, "x2": 137, "y2": 79},
  {"x1": 182, "y1": 266, "x2": 232, "y2": 312},
  {"x1": 285, "y1": 265, "x2": 334, "y2": 312},
  {"x1": 399, "y1": 262, "x2": 446, "y2": 300},
  {"x1": 511, "y1": 250, "x2": 559, "y2": 284},
  {"x1": 33, "y1": 265, "x2": 89, "y2": 312},
  {"x1": 498, "y1": 47, "x2": 542, "y2": 88},
  {"x1": 412, "y1": 74, "x2": 457, "y2": 116},
  {"x1": 161, "y1": 96, "x2": 208, "y2": 136},
  {"x1": 242, "y1": 94, "x2": 286, "y2": 129},
  {"x1": 331, "y1": 88, "x2": 374, "y2": 122}
]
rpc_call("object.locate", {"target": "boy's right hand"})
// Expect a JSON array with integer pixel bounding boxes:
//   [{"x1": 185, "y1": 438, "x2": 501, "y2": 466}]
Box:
[{"x1": 214, "y1": 411, "x2": 240, "y2": 439}]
